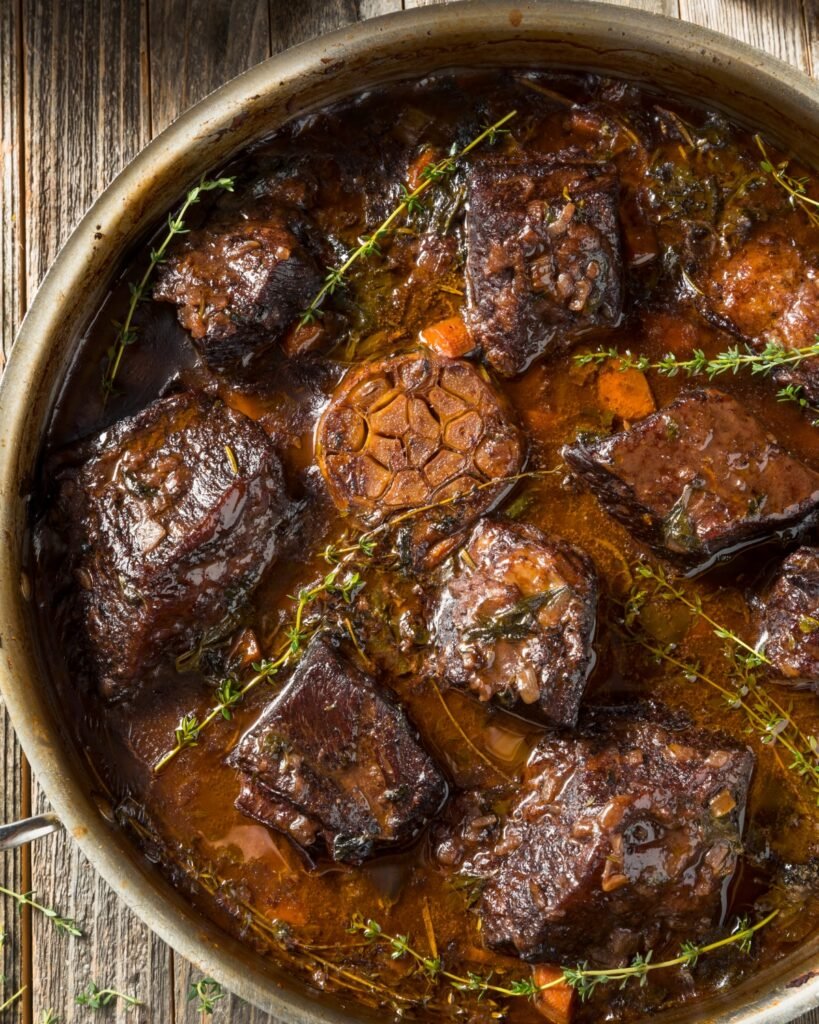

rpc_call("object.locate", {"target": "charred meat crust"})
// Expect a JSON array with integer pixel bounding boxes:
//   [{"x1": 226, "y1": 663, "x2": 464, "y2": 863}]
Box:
[
  {"x1": 154, "y1": 199, "x2": 324, "y2": 376},
  {"x1": 228, "y1": 635, "x2": 448, "y2": 864},
  {"x1": 57, "y1": 391, "x2": 288, "y2": 700},
  {"x1": 563, "y1": 388, "x2": 819, "y2": 569},
  {"x1": 465, "y1": 157, "x2": 623, "y2": 377},
  {"x1": 432, "y1": 518, "x2": 598, "y2": 726},
  {"x1": 757, "y1": 546, "x2": 819, "y2": 687},
  {"x1": 451, "y1": 705, "x2": 754, "y2": 964}
]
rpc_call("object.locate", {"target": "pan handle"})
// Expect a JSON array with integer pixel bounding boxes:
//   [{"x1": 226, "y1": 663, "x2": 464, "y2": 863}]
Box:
[{"x1": 0, "y1": 813, "x2": 63, "y2": 851}]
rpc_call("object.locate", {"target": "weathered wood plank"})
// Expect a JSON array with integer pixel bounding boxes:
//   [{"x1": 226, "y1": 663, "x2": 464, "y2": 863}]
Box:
[
  {"x1": 0, "y1": 0, "x2": 28, "y2": 1017},
  {"x1": 801, "y1": 0, "x2": 819, "y2": 78},
  {"x1": 679, "y1": 0, "x2": 810, "y2": 69},
  {"x1": 23, "y1": 2, "x2": 172, "y2": 1021},
  {"x1": 269, "y1": 0, "x2": 397, "y2": 53},
  {"x1": 149, "y1": 0, "x2": 270, "y2": 135}
]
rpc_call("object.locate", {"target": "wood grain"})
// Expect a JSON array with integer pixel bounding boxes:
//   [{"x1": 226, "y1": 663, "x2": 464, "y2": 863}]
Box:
[
  {"x1": 0, "y1": 0, "x2": 27, "y2": 1018},
  {"x1": 3, "y1": 2, "x2": 819, "y2": 1023}
]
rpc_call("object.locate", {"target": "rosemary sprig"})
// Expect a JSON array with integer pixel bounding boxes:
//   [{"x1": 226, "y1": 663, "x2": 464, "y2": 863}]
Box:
[
  {"x1": 188, "y1": 977, "x2": 225, "y2": 1018},
  {"x1": 299, "y1": 110, "x2": 517, "y2": 326},
  {"x1": 628, "y1": 563, "x2": 819, "y2": 803},
  {"x1": 755, "y1": 134, "x2": 819, "y2": 228},
  {"x1": 350, "y1": 910, "x2": 777, "y2": 1002},
  {"x1": 75, "y1": 982, "x2": 142, "y2": 1011},
  {"x1": 574, "y1": 340, "x2": 819, "y2": 381},
  {"x1": 0, "y1": 986, "x2": 26, "y2": 1012},
  {"x1": 0, "y1": 884, "x2": 82, "y2": 936},
  {"x1": 101, "y1": 175, "x2": 235, "y2": 402},
  {"x1": 778, "y1": 384, "x2": 819, "y2": 426}
]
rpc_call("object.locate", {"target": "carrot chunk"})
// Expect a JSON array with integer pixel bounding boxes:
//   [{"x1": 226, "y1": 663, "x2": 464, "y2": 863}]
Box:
[
  {"x1": 419, "y1": 316, "x2": 474, "y2": 358},
  {"x1": 596, "y1": 358, "x2": 656, "y2": 421},
  {"x1": 533, "y1": 965, "x2": 576, "y2": 1024},
  {"x1": 406, "y1": 147, "x2": 438, "y2": 190}
]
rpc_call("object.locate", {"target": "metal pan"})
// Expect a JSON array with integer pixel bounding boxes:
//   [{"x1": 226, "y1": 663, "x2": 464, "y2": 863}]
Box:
[{"x1": 1, "y1": 3, "x2": 818, "y2": 1021}]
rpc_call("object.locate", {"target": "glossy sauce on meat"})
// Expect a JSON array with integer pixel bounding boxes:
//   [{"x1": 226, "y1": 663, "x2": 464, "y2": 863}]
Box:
[{"x1": 32, "y1": 70, "x2": 819, "y2": 1023}]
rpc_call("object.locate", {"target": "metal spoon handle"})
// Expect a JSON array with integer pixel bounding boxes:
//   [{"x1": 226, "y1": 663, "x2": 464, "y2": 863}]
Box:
[{"x1": 0, "y1": 813, "x2": 63, "y2": 851}]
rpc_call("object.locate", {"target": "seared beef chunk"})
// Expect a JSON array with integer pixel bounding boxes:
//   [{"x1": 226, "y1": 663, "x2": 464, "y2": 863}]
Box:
[
  {"x1": 563, "y1": 388, "x2": 819, "y2": 568},
  {"x1": 316, "y1": 352, "x2": 524, "y2": 568},
  {"x1": 704, "y1": 229, "x2": 819, "y2": 402},
  {"x1": 229, "y1": 636, "x2": 448, "y2": 863},
  {"x1": 466, "y1": 707, "x2": 754, "y2": 963},
  {"x1": 757, "y1": 547, "x2": 819, "y2": 686},
  {"x1": 154, "y1": 204, "x2": 323, "y2": 375},
  {"x1": 59, "y1": 392, "x2": 287, "y2": 699},
  {"x1": 432, "y1": 519, "x2": 597, "y2": 726},
  {"x1": 465, "y1": 158, "x2": 622, "y2": 377}
]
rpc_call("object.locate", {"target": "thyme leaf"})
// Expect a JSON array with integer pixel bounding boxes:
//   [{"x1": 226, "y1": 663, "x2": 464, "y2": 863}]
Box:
[
  {"x1": 101, "y1": 175, "x2": 235, "y2": 402},
  {"x1": 187, "y1": 977, "x2": 225, "y2": 1018},
  {"x1": 0, "y1": 884, "x2": 82, "y2": 936},
  {"x1": 75, "y1": 982, "x2": 142, "y2": 1011},
  {"x1": 350, "y1": 910, "x2": 777, "y2": 1003},
  {"x1": 755, "y1": 134, "x2": 819, "y2": 228},
  {"x1": 777, "y1": 384, "x2": 819, "y2": 426},
  {"x1": 574, "y1": 340, "x2": 819, "y2": 384},
  {"x1": 299, "y1": 111, "x2": 517, "y2": 325}
]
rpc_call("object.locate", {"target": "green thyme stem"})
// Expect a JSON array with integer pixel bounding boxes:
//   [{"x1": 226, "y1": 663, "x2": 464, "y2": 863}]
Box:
[
  {"x1": 299, "y1": 110, "x2": 517, "y2": 326},
  {"x1": 0, "y1": 986, "x2": 26, "y2": 1012},
  {"x1": 778, "y1": 384, "x2": 819, "y2": 426},
  {"x1": 574, "y1": 341, "x2": 819, "y2": 381},
  {"x1": 0, "y1": 884, "x2": 82, "y2": 936},
  {"x1": 75, "y1": 982, "x2": 142, "y2": 1011},
  {"x1": 101, "y1": 175, "x2": 235, "y2": 403},
  {"x1": 755, "y1": 134, "x2": 819, "y2": 228},
  {"x1": 351, "y1": 910, "x2": 778, "y2": 1001}
]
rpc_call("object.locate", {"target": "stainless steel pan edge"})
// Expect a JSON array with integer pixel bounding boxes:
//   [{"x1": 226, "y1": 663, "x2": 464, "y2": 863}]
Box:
[{"x1": 1, "y1": 3, "x2": 819, "y2": 1021}]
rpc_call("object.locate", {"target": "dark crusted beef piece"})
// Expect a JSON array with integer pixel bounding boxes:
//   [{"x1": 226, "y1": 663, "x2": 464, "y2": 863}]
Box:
[
  {"x1": 704, "y1": 229, "x2": 819, "y2": 403},
  {"x1": 59, "y1": 391, "x2": 287, "y2": 699},
  {"x1": 229, "y1": 636, "x2": 448, "y2": 863},
  {"x1": 563, "y1": 388, "x2": 819, "y2": 569},
  {"x1": 153, "y1": 202, "x2": 323, "y2": 375},
  {"x1": 465, "y1": 158, "x2": 622, "y2": 377},
  {"x1": 459, "y1": 707, "x2": 754, "y2": 964},
  {"x1": 757, "y1": 546, "x2": 819, "y2": 686},
  {"x1": 431, "y1": 519, "x2": 597, "y2": 726}
]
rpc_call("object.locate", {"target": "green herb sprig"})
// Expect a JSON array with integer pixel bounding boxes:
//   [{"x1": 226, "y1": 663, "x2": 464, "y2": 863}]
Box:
[
  {"x1": 778, "y1": 384, "x2": 819, "y2": 426},
  {"x1": 101, "y1": 175, "x2": 235, "y2": 402},
  {"x1": 574, "y1": 340, "x2": 819, "y2": 381},
  {"x1": 0, "y1": 884, "x2": 82, "y2": 937},
  {"x1": 154, "y1": 468, "x2": 553, "y2": 772},
  {"x1": 299, "y1": 111, "x2": 517, "y2": 326},
  {"x1": 755, "y1": 134, "x2": 819, "y2": 228},
  {"x1": 188, "y1": 977, "x2": 225, "y2": 1018},
  {"x1": 38, "y1": 1011, "x2": 59, "y2": 1024},
  {"x1": 350, "y1": 910, "x2": 777, "y2": 1003},
  {"x1": 75, "y1": 982, "x2": 142, "y2": 1011},
  {"x1": 0, "y1": 986, "x2": 26, "y2": 1012},
  {"x1": 627, "y1": 563, "x2": 819, "y2": 803}
]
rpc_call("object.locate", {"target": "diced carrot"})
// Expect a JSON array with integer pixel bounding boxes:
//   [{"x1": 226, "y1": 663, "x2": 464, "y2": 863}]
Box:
[
  {"x1": 596, "y1": 359, "x2": 656, "y2": 421},
  {"x1": 406, "y1": 147, "x2": 438, "y2": 191},
  {"x1": 533, "y1": 965, "x2": 576, "y2": 1024},
  {"x1": 419, "y1": 316, "x2": 474, "y2": 359}
]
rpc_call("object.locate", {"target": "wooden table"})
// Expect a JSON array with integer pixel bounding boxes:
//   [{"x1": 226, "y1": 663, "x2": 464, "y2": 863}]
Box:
[{"x1": 2, "y1": 0, "x2": 819, "y2": 1020}]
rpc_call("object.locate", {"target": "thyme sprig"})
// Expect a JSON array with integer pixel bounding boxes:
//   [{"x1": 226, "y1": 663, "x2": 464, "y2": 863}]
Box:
[
  {"x1": 153, "y1": 561, "x2": 365, "y2": 771},
  {"x1": 75, "y1": 982, "x2": 142, "y2": 1011},
  {"x1": 101, "y1": 175, "x2": 235, "y2": 402},
  {"x1": 299, "y1": 110, "x2": 517, "y2": 326},
  {"x1": 627, "y1": 564, "x2": 819, "y2": 803},
  {"x1": 755, "y1": 134, "x2": 819, "y2": 228},
  {"x1": 574, "y1": 340, "x2": 819, "y2": 381},
  {"x1": 188, "y1": 977, "x2": 225, "y2": 1018},
  {"x1": 0, "y1": 884, "x2": 82, "y2": 936},
  {"x1": 778, "y1": 384, "x2": 819, "y2": 426},
  {"x1": 154, "y1": 468, "x2": 554, "y2": 772},
  {"x1": 350, "y1": 911, "x2": 777, "y2": 1002},
  {"x1": 0, "y1": 986, "x2": 26, "y2": 1012},
  {"x1": 38, "y1": 1011, "x2": 59, "y2": 1024}
]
